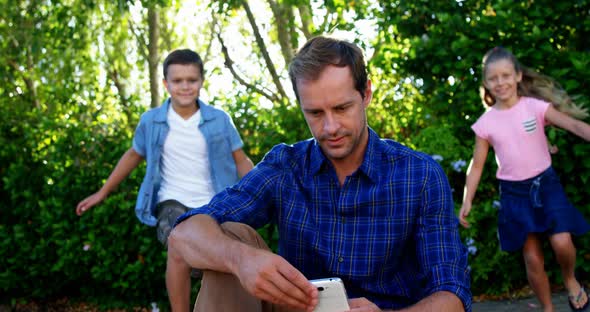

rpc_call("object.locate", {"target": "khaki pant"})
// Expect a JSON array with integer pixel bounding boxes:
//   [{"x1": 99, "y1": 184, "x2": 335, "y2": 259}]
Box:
[{"x1": 193, "y1": 222, "x2": 300, "y2": 312}]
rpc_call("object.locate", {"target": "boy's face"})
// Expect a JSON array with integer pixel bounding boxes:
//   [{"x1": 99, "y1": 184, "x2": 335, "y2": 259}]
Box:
[{"x1": 163, "y1": 64, "x2": 203, "y2": 109}]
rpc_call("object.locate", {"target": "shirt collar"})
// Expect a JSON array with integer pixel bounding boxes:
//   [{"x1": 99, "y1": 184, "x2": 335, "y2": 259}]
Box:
[
  {"x1": 154, "y1": 98, "x2": 171, "y2": 123},
  {"x1": 309, "y1": 127, "x2": 381, "y2": 184},
  {"x1": 198, "y1": 99, "x2": 216, "y2": 122},
  {"x1": 154, "y1": 98, "x2": 213, "y2": 123}
]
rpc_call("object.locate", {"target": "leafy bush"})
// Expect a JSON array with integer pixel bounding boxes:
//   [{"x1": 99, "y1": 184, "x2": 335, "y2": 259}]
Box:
[
  {"x1": 374, "y1": 0, "x2": 590, "y2": 295},
  {"x1": 2, "y1": 0, "x2": 590, "y2": 308}
]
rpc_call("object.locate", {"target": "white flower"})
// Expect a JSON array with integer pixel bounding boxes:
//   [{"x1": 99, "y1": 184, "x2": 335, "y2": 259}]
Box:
[
  {"x1": 151, "y1": 302, "x2": 159, "y2": 312},
  {"x1": 451, "y1": 159, "x2": 467, "y2": 172},
  {"x1": 493, "y1": 200, "x2": 501, "y2": 209},
  {"x1": 83, "y1": 244, "x2": 91, "y2": 251},
  {"x1": 431, "y1": 154, "x2": 443, "y2": 162},
  {"x1": 465, "y1": 237, "x2": 477, "y2": 255}
]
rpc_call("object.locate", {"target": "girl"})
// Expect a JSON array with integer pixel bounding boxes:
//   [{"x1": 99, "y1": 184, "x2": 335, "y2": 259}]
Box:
[{"x1": 459, "y1": 46, "x2": 590, "y2": 312}]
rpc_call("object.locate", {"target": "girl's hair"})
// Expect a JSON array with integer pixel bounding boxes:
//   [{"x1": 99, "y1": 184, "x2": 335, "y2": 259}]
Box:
[{"x1": 480, "y1": 46, "x2": 588, "y2": 119}]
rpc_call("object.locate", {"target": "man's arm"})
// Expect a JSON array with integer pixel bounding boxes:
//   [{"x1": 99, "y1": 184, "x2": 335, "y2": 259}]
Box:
[
  {"x1": 76, "y1": 147, "x2": 143, "y2": 215},
  {"x1": 348, "y1": 291, "x2": 463, "y2": 312},
  {"x1": 166, "y1": 214, "x2": 318, "y2": 311},
  {"x1": 232, "y1": 148, "x2": 254, "y2": 178},
  {"x1": 394, "y1": 291, "x2": 463, "y2": 312},
  {"x1": 414, "y1": 162, "x2": 472, "y2": 311}
]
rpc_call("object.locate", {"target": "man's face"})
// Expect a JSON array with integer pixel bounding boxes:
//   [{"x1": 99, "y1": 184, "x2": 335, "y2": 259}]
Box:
[
  {"x1": 296, "y1": 65, "x2": 371, "y2": 165},
  {"x1": 163, "y1": 64, "x2": 203, "y2": 109}
]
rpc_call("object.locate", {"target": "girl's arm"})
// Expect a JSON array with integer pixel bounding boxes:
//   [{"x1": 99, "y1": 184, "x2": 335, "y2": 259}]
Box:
[
  {"x1": 459, "y1": 136, "x2": 489, "y2": 228},
  {"x1": 545, "y1": 105, "x2": 590, "y2": 141}
]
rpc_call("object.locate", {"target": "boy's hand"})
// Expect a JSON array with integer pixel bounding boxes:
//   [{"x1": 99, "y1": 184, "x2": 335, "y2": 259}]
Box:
[{"x1": 76, "y1": 192, "x2": 105, "y2": 216}]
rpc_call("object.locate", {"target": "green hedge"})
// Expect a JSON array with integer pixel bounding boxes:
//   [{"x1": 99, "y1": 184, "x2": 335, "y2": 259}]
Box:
[
  {"x1": 2, "y1": 0, "x2": 590, "y2": 308},
  {"x1": 373, "y1": 0, "x2": 590, "y2": 295}
]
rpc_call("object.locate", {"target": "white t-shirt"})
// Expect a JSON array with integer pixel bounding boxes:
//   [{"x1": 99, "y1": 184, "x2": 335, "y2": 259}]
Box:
[
  {"x1": 471, "y1": 96, "x2": 551, "y2": 181},
  {"x1": 157, "y1": 108, "x2": 216, "y2": 207}
]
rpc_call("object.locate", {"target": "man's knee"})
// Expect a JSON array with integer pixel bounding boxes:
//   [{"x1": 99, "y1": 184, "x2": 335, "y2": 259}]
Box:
[
  {"x1": 220, "y1": 222, "x2": 269, "y2": 251},
  {"x1": 156, "y1": 200, "x2": 191, "y2": 246},
  {"x1": 166, "y1": 227, "x2": 182, "y2": 259}
]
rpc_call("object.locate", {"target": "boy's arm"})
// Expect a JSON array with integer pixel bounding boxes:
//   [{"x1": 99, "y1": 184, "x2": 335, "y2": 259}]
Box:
[
  {"x1": 76, "y1": 147, "x2": 144, "y2": 215},
  {"x1": 232, "y1": 148, "x2": 254, "y2": 178}
]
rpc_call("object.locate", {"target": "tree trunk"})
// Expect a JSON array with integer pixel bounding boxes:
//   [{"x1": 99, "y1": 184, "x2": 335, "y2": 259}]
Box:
[
  {"x1": 147, "y1": 6, "x2": 160, "y2": 108},
  {"x1": 267, "y1": 0, "x2": 294, "y2": 65}
]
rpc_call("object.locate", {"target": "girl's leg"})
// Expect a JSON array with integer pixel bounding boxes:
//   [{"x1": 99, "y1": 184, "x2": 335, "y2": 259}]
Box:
[
  {"x1": 549, "y1": 232, "x2": 588, "y2": 309},
  {"x1": 523, "y1": 233, "x2": 554, "y2": 312}
]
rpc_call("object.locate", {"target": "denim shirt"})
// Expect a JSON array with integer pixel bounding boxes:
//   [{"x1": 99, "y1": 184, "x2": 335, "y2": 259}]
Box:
[{"x1": 132, "y1": 98, "x2": 244, "y2": 226}]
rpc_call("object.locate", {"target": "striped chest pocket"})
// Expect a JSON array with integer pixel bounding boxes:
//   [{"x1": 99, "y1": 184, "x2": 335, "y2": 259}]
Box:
[{"x1": 522, "y1": 118, "x2": 537, "y2": 133}]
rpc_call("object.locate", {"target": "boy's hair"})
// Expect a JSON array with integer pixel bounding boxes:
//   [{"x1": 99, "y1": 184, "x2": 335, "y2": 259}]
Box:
[
  {"x1": 288, "y1": 36, "x2": 368, "y2": 103},
  {"x1": 163, "y1": 49, "x2": 205, "y2": 80},
  {"x1": 480, "y1": 46, "x2": 587, "y2": 119}
]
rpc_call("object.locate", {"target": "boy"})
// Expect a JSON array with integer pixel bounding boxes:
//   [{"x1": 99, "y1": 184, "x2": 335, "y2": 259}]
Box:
[{"x1": 76, "y1": 49, "x2": 254, "y2": 296}]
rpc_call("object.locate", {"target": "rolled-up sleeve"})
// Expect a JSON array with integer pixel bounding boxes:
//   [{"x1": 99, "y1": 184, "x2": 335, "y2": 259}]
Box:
[
  {"x1": 132, "y1": 115, "x2": 147, "y2": 157},
  {"x1": 175, "y1": 145, "x2": 286, "y2": 229}
]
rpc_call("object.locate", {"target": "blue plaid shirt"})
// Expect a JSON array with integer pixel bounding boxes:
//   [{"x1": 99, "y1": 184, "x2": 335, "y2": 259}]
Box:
[{"x1": 177, "y1": 128, "x2": 471, "y2": 310}]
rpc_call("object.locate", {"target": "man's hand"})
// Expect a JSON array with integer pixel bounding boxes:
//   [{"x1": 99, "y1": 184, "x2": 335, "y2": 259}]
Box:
[
  {"x1": 234, "y1": 247, "x2": 318, "y2": 311},
  {"x1": 348, "y1": 297, "x2": 381, "y2": 311}
]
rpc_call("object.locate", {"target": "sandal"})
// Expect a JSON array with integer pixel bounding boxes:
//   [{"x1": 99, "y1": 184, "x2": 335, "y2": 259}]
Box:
[{"x1": 569, "y1": 286, "x2": 590, "y2": 311}]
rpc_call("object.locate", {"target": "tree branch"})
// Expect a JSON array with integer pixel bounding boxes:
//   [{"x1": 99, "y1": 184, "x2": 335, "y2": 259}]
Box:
[
  {"x1": 108, "y1": 67, "x2": 134, "y2": 123},
  {"x1": 128, "y1": 18, "x2": 149, "y2": 60},
  {"x1": 201, "y1": 14, "x2": 218, "y2": 66},
  {"x1": 297, "y1": 4, "x2": 314, "y2": 39},
  {"x1": 266, "y1": 0, "x2": 294, "y2": 65},
  {"x1": 217, "y1": 32, "x2": 280, "y2": 104},
  {"x1": 241, "y1": 0, "x2": 287, "y2": 102}
]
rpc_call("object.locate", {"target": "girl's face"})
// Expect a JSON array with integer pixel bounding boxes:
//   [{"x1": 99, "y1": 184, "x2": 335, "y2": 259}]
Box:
[{"x1": 483, "y1": 58, "x2": 522, "y2": 106}]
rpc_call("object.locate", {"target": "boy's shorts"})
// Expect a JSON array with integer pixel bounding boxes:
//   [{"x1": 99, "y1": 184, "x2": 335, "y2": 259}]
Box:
[
  {"x1": 156, "y1": 199, "x2": 191, "y2": 247},
  {"x1": 156, "y1": 199, "x2": 203, "y2": 279}
]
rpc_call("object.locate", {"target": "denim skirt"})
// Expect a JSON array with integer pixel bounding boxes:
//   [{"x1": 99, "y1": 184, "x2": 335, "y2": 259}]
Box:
[{"x1": 497, "y1": 166, "x2": 590, "y2": 252}]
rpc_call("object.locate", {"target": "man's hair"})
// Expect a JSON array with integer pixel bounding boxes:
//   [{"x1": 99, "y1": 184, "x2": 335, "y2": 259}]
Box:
[
  {"x1": 162, "y1": 49, "x2": 205, "y2": 80},
  {"x1": 481, "y1": 46, "x2": 587, "y2": 118},
  {"x1": 288, "y1": 36, "x2": 368, "y2": 103}
]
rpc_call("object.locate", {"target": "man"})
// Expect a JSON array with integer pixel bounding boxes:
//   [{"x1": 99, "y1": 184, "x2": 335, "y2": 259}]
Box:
[
  {"x1": 76, "y1": 49, "x2": 254, "y2": 298},
  {"x1": 167, "y1": 37, "x2": 471, "y2": 311}
]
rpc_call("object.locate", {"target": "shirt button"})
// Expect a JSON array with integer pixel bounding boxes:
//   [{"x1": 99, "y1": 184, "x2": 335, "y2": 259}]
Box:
[{"x1": 338, "y1": 257, "x2": 344, "y2": 262}]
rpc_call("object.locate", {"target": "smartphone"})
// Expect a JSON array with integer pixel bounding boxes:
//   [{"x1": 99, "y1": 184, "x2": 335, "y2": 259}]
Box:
[{"x1": 310, "y1": 277, "x2": 350, "y2": 312}]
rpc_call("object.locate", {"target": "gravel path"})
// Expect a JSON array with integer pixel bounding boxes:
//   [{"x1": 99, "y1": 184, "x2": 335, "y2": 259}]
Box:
[{"x1": 473, "y1": 291, "x2": 573, "y2": 312}]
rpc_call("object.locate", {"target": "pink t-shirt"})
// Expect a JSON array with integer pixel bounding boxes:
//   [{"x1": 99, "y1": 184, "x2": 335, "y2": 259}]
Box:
[{"x1": 471, "y1": 97, "x2": 551, "y2": 181}]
